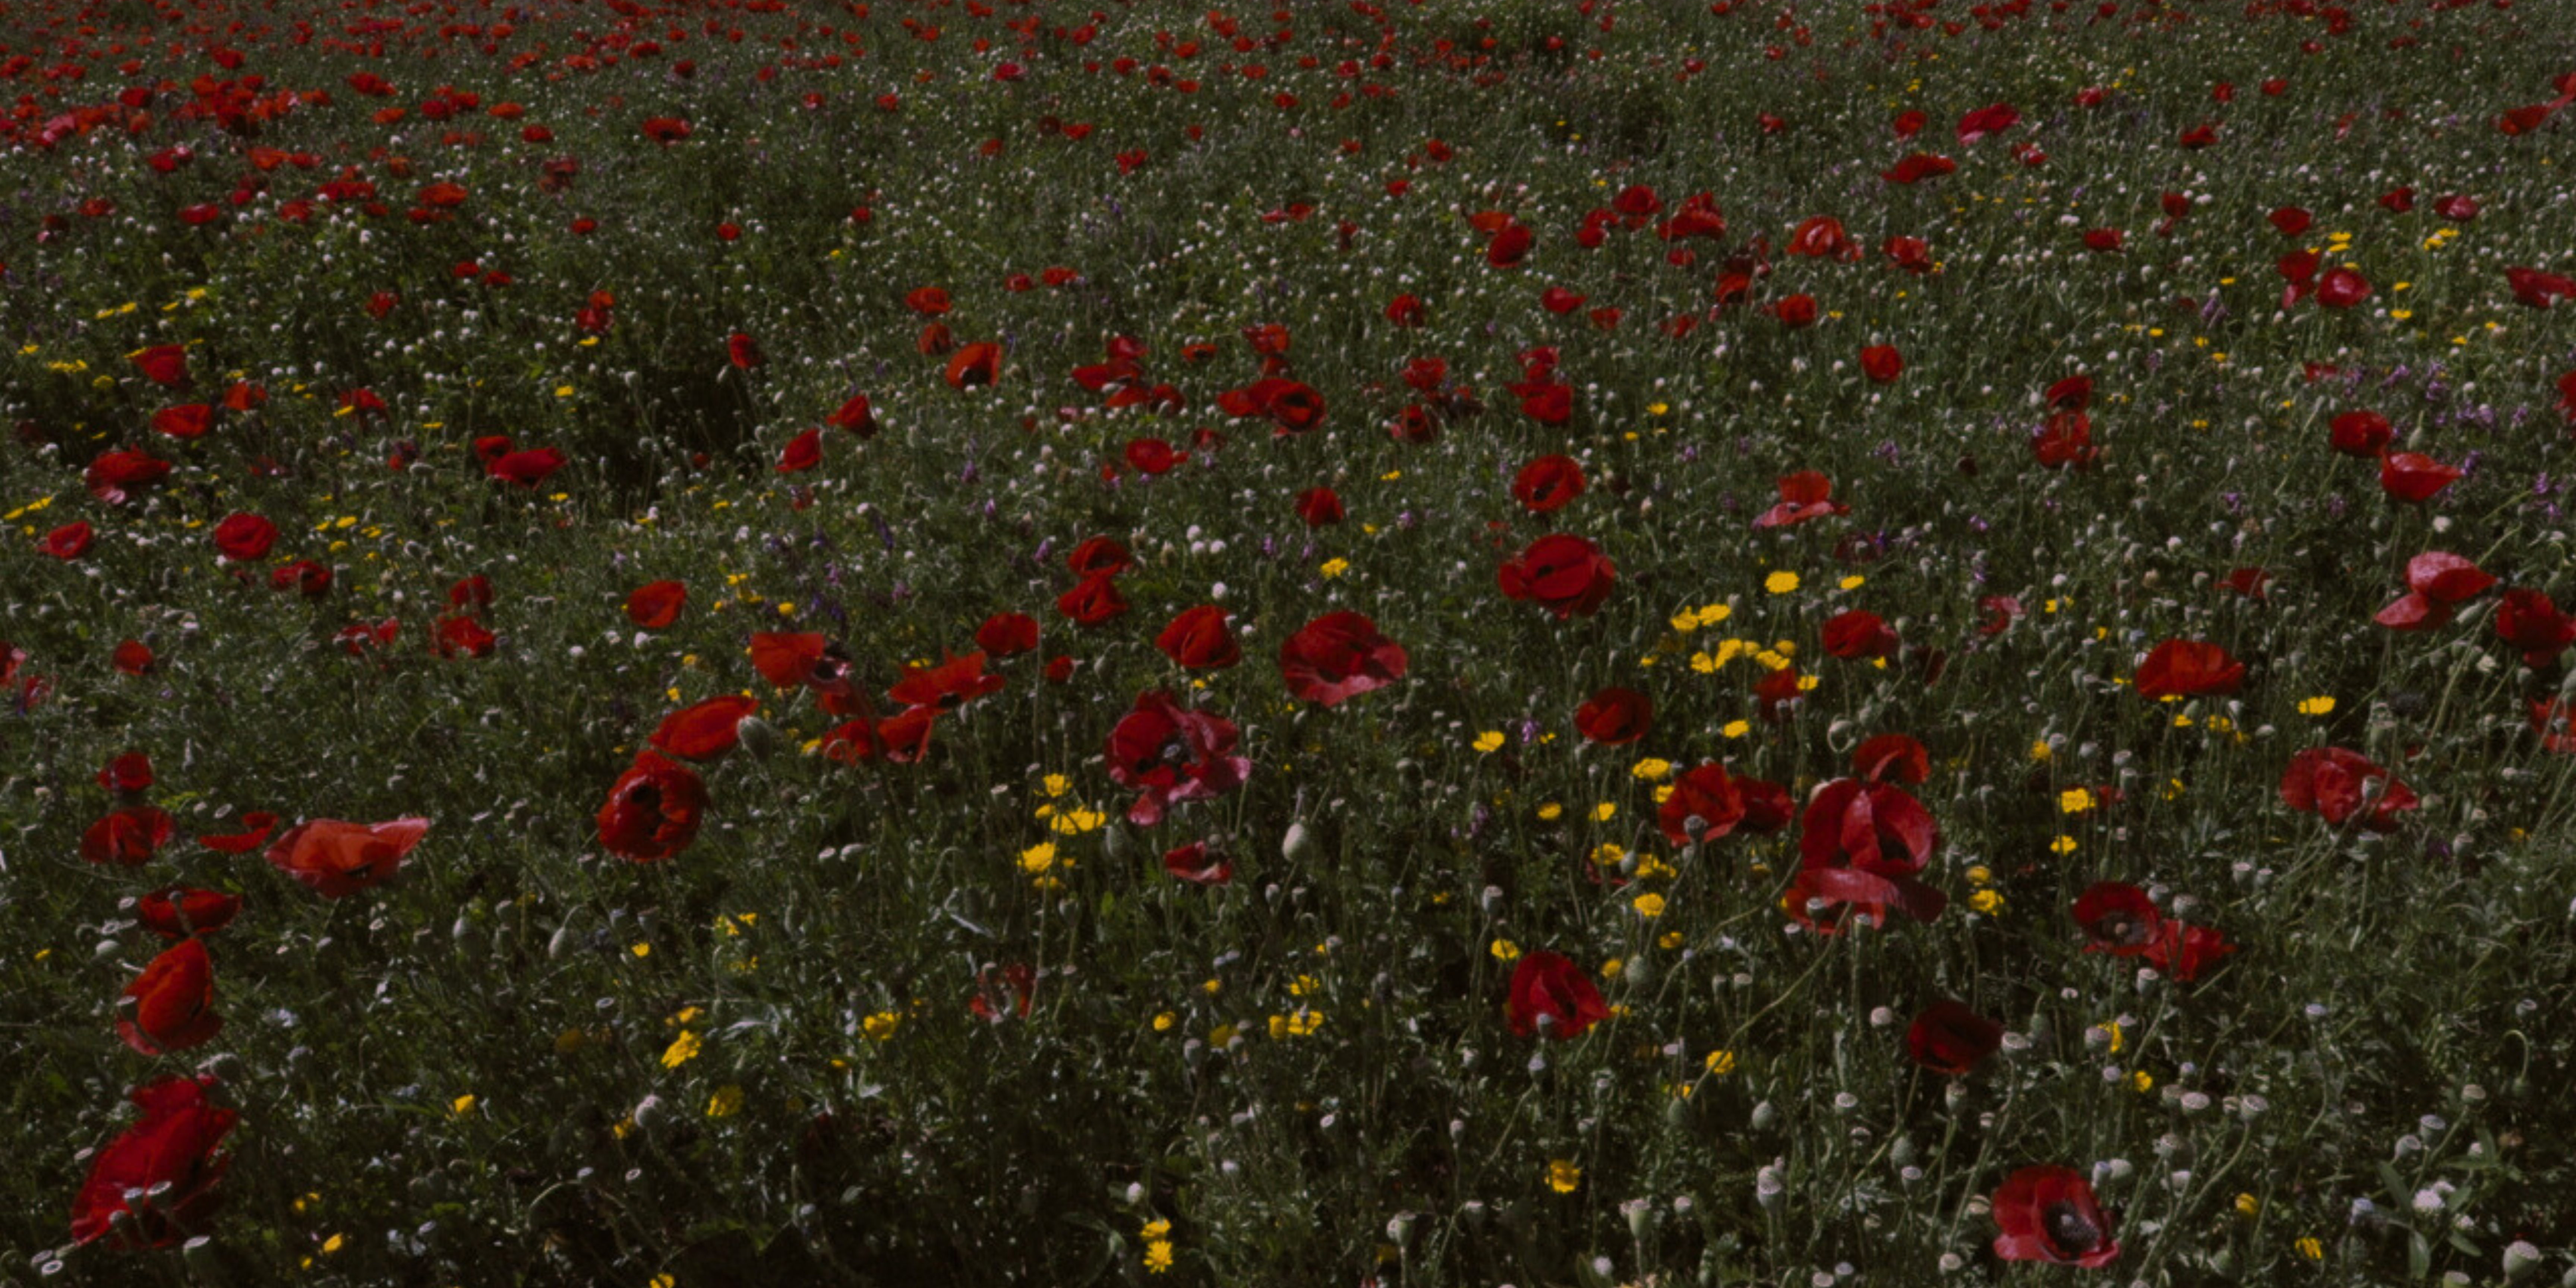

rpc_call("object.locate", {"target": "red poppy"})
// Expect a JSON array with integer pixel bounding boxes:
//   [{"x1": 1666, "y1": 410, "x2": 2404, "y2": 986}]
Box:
[
  {"x1": 1063, "y1": 536, "x2": 1132, "y2": 578},
  {"x1": 726, "y1": 332, "x2": 765, "y2": 369},
  {"x1": 2317, "y1": 268, "x2": 2371, "y2": 309},
  {"x1": 1383, "y1": 293, "x2": 1427, "y2": 327},
  {"x1": 2033, "y1": 410, "x2": 2098, "y2": 469},
  {"x1": 1906, "y1": 1000, "x2": 2003, "y2": 1074},
  {"x1": 626, "y1": 580, "x2": 686, "y2": 629},
  {"x1": 2220, "y1": 568, "x2": 2272, "y2": 602},
  {"x1": 1216, "y1": 377, "x2": 1326, "y2": 435},
  {"x1": 43, "y1": 521, "x2": 93, "y2": 560},
  {"x1": 828, "y1": 392, "x2": 879, "y2": 437},
  {"x1": 1802, "y1": 778, "x2": 1939, "y2": 878},
  {"x1": 750, "y1": 632, "x2": 829, "y2": 688},
  {"x1": 1279, "y1": 611, "x2": 1408, "y2": 706},
  {"x1": 2380, "y1": 186, "x2": 2417, "y2": 213},
  {"x1": 946, "y1": 342, "x2": 1003, "y2": 390},
  {"x1": 2378, "y1": 451, "x2": 2462, "y2": 503},
  {"x1": 777, "y1": 427, "x2": 822, "y2": 473},
  {"x1": 136, "y1": 887, "x2": 242, "y2": 940},
  {"x1": 1506, "y1": 950, "x2": 1610, "y2": 1040},
  {"x1": 2267, "y1": 206, "x2": 2314, "y2": 237},
  {"x1": 151, "y1": 404, "x2": 214, "y2": 439},
  {"x1": 1162, "y1": 841, "x2": 1234, "y2": 886},
  {"x1": 1498, "y1": 533, "x2": 1615, "y2": 619},
  {"x1": 889, "y1": 653, "x2": 1005, "y2": 713},
  {"x1": 1124, "y1": 438, "x2": 1185, "y2": 475},
  {"x1": 2329, "y1": 410, "x2": 2393, "y2": 457},
  {"x1": 114, "y1": 640, "x2": 155, "y2": 676},
  {"x1": 1881, "y1": 153, "x2": 1957, "y2": 185},
  {"x1": 1853, "y1": 733, "x2": 1930, "y2": 784},
  {"x1": 1788, "y1": 217, "x2": 1851, "y2": 259},
  {"x1": 969, "y1": 963, "x2": 1036, "y2": 1023},
  {"x1": 2073, "y1": 882, "x2": 2162, "y2": 956},
  {"x1": 1769, "y1": 293, "x2": 1820, "y2": 328},
  {"x1": 905, "y1": 286, "x2": 951, "y2": 316},
  {"x1": 83, "y1": 807, "x2": 174, "y2": 866},
  {"x1": 2133, "y1": 640, "x2": 2244, "y2": 699},
  {"x1": 2495, "y1": 588, "x2": 2576, "y2": 666},
  {"x1": 1858, "y1": 345, "x2": 1903, "y2": 383},
  {"x1": 1541, "y1": 286, "x2": 1588, "y2": 315},
  {"x1": 597, "y1": 752, "x2": 706, "y2": 862},
  {"x1": 1573, "y1": 686, "x2": 1652, "y2": 745},
  {"x1": 85, "y1": 449, "x2": 171, "y2": 505},
  {"x1": 1755, "y1": 665, "x2": 1809, "y2": 724},
  {"x1": 1955, "y1": 101, "x2": 2020, "y2": 143},
  {"x1": 1822, "y1": 610, "x2": 1901, "y2": 660},
  {"x1": 268, "y1": 559, "x2": 332, "y2": 597},
  {"x1": 434, "y1": 613, "x2": 496, "y2": 659},
  {"x1": 1753, "y1": 471, "x2": 1848, "y2": 528},
  {"x1": 263, "y1": 817, "x2": 429, "y2": 898},
  {"x1": 1057, "y1": 574, "x2": 1129, "y2": 627},
  {"x1": 1884, "y1": 235, "x2": 1933, "y2": 274},
  {"x1": 2147, "y1": 921, "x2": 2237, "y2": 982},
  {"x1": 2507, "y1": 266, "x2": 2576, "y2": 309},
  {"x1": 334, "y1": 618, "x2": 400, "y2": 658},
  {"x1": 639, "y1": 116, "x2": 691, "y2": 143},
  {"x1": 211, "y1": 513, "x2": 277, "y2": 562},
  {"x1": 2280, "y1": 746, "x2": 2418, "y2": 832},
  {"x1": 196, "y1": 811, "x2": 277, "y2": 854},
  {"x1": 488, "y1": 446, "x2": 566, "y2": 487},
  {"x1": 1510, "y1": 455, "x2": 1588, "y2": 514},
  {"x1": 1156, "y1": 605, "x2": 1241, "y2": 670},
  {"x1": 649, "y1": 695, "x2": 759, "y2": 761},
  {"x1": 1992, "y1": 1166, "x2": 2120, "y2": 1267},
  {"x1": 1104, "y1": 690, "x2": 1252, "y2": 826},
  {"x1": 1657, "y1": 762, "x2": 1746, "y2": 846},
  {"x1": 1296, "y1": 486, "x2": 1346, "y2": 527},
  {"x1": 98, "y1": 752, "x2": 154, "y2": 794},
  {"x1": 70, "y1": 1075, "x2": 236, "y2": 1249},
  {"x1": 2375, "y1": 551, "x2": 2494, "y2": 630},
  {"x1": 2080, "y1": 228, "x2": 2123, "y2": 254},
  {"x1": 2178, "y1": 122, "x2": 2219, "y2": 148},
  {"x1": 118, "y1": 938, "x2": 222, "y2": 1056},
  {"x1": 1485, "y1": 219, "x2": 1532, "y2": 268},
  {"x1": 918, "y1": 321, "x2": 956, "y2": 356}
]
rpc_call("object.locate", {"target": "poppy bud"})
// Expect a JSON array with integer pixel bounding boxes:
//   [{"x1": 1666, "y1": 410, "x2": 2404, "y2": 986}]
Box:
[
  {"x1": 735, "y1": 715, "x2": 782, "y2": 761},
  {"x1": 1750, "y1": 1101, "x2": 1779, "y2": 1131},
  {"x1": 632, "y1": 1095, "x2": 667, "y2": 1131},
  {"x1": 1281, "y1": 822, "x2": 1315, "y2": 863}
]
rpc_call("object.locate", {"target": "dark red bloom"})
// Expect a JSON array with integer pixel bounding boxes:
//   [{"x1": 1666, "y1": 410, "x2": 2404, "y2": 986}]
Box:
[
  {"x1": 1955, "y1": 101, "x2": 2020, "y2": 143},
  {"x1": 488, "y1": 446, "x2": 566, "y2": 487},
  {"x1": 1506, "y1": 950, "x2": 1610, "y2": 1040},
  {"x1": 976, "y1": 611, "x2": 1040, "y2": 657},
  {"x1": 1573, "y1": 686, "x2": 1652, "y2": 745},
  {"x1": 1295, "y1": 486, "x2": 1345, "y2": 527},
  {"x1": 119, "y1": 938, "x2": 223, "y2": 1056},
  {"x1": 151, "y1": 404, "x2": 213, "y2": 439},
  {"x1": 1278, "y1": 611, "x2": 1407, "y2": 706},
  {"x1": 70, "y1": 1075, "x2": 236, "y2": 1249},
  {"x1": 2073, "y1": 882, "x2": 2163, "y2": 956},
  {"x1": 726, "y1": 332, "x2": 765, "y2": 369},
  {"x1": 1066, "y1": 536, "x2": 1133, "y2": 578},
  {"x1": 270, "y1": 559, "x2": 333, "y2": 597},
  {"x1": 2133, "y1": 640, "x2": 2244, "y2": 700},
  {"x1": 2496, "y1": 588, "x2": 2576, "y2": 666},
  {"x1": 43, "y1": 521, "x2": 93, "y2": 560},
  {"x1": 2081, "y1": 228, "x2": 2123, "y2": 254},
  {"x1": 1156, "y1": 605, "x2": 1241, "y2": 670},
  {"x1": 2146, "y1": 921, "x2": 2236, "y2": 982},
  {"x1": 749, "y1": 632, "x2": 829, "y2": 688},
  {"x1": 136, "y1": 887, "x2": 242, "y2": 940},
  {"x1": 85, "y1": 449, "x2": 171, "y2": 505},
  {"x1": 2317, "y1": 268, "x2": 2371, "y2": 309},
  {"x1": 1162, "y1": 841, "x2": 1234, "y2": 886},
  {"x1": 1216, "y1": 377, "x2": 1326, "y2": 435},
  {"x1": 2045, "y1": 375, "x2": 2094, "y2": 411},
  {"x1": 597, "y1": 752, "x2": 706, "y2": 862},
  {"x1": 1657, "y1": 762, "x2": 1746, "y2": 846},
  {"x1": 2375, "y1": 551, "x2": 2494, "y2": 630},
  {"x1": 196, "y1": 811, "x2": 277, "y2": 855},
  {"x1": 97, "y1": 752, "x2": 154, "y2": 794},
  {"x1": 626, "y1": 580, "x2": 686, "y2": 629},
  {"x1": 83, "y1": 807, "x2": 174, "y2": 866},
  {"x1": 114, "y1": 640, "x2": 156, "y2": 676},
  {"x1": 434, "y1": 613, "x2": 496, "y2": 659},
  {"x1": 2221, "y1": 568, "x2": 2272, "y2": 602},
  {"x1": 970, "y1": 963, "x2": 1035, "y2": 1023},
  {"x1": 776, "y1": 427, "x2": 822, "y2": 473},
  {"x1": 1124, "y1": 438, "x2": 1185, "y2": 475},
  {"x1": 131, "y1": 345, "x2": 191, "y2": 388},
  {"x1": 946, "y1": 342, "x2": 1003, "y2": 390},
  {"x1": 1882, "y1": 152, "x2": 1957, "y2": 185},
  {"x1": 1822, "y1": 610, "x2": 1901, "y2": 660},
  {"x1": 1992, "y1": 1166, "x2": 2120, "y2": 1267},
  {"x1": 263, "y1": 818, "x2": 428, "y2": 898},
  {"x1": 1858, "y1": 345, "x2": 1903, "y2": 383},
  {"x1": 2507, "y1": 266, "x2": 2576, "y2": 310},
  {"x1": 828, "y1": 393, "x2": 879, "y2": 437},
  {"x1": 1384, "y1": 293, "x2": 1427, "y2": 327},
  {"x1": 1753, "y1": 471, "x2": 1849, "y2": 529},
  {"x1": 211, "y1": 512, "x2": 277, "y2": 562},
  {"x1": 1104, "y1": 690, "x2": 1251, "y2": 826},
  {"x1": 1512, "y1": 455, "x2": 1587, "y2": 514},
  {"x1": 2280, "y1": 747, "x2": 2418, "y2": 832},
  {"x1": 2380, "y1": 451, "x2": 2462, "y2": 503},
  {"x1": 1852, "y1": 733, "x2": 1930, "y2": 784},
  {"x1": 1056, "y1": 573, "x2": 1129, "y2": 628},
  {"x1": 2032, "y1": 410, "x2": 2099, "y2": 470},
  {"x1": 2268, "y1": 206, "x2": 2314, "y2": 237},
  {"x1": 1905, "y1": 1000, "x2": 2003, "y2": 1074},
  {"x1": 649, "y1": 695, "x2": 760, "y2": 761},
  {"x1": 2329, "y1": 410, "x2": 2393, "y2": 457},
  {"x1": 888, "y1": 653, "x2": 1005, "y2": 713},
  {"x1": 1801, "y1": 779, "x2": 1939, "y2": 878},
  {"x1": 1498, "y1": 533, "x2": 1615, "y2": 619}
]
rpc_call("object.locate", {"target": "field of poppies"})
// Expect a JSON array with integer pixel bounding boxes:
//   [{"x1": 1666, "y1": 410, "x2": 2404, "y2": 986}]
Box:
[{"x1": 11, "y1": 0, "x2": 2576, "y2": 1284}]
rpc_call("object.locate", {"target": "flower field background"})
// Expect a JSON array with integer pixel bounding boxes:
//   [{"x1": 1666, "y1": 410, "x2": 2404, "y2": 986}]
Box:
[{"x1": 8, "y1": 0, "x2": 2576, "y2": 1283}]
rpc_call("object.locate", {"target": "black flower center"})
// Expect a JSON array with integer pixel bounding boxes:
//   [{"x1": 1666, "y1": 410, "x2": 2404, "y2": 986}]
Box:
[{"x1": 2043, "y1": 1200, "x2": 2100, "y2": 1256}]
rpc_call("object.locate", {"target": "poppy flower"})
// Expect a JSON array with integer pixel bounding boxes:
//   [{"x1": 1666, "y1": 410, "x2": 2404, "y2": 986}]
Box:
[
  {"x1": 1278, "y1": 611, "x2": 1408, "y2": 706},
  {"x1": 131, "y1": 344, "x2": 191, "y2": 388},
  {"x1": 1217, "y1": 377, "x2": 1327, "y2": 435},
  {"x1": 434, "y1": 613, "x2": 496, "y2": 659},
  {"x1": 1753, "y1": 471, "x2": 1849, "y2": 528},
  {"x1": 1506, "y1": 950, "x2": 1610, "y2": 1040},
  {"x1": 264, "y1": 817, "x2": 429, "y2": 898},
  {"x1": 43, "y1": 521, "x2": 93, "y2": 560},
  {"x1": 2081, "y1": 228, "x2": 2123, "y2": 254},
  {"x1": 2380, "y1": 186, "x2": 2418, "y2": 213},
  {"x1": 1852, "y1": 733, "x2": 1930, "y2": 784},
  {"x1": 69, "y1": 1074, "x2": 236, "y2": 1249},
  {"x1": 749, "y1": 632, "x2": 830, "y2": 688},
  {"x1": 1512, "y1": 455, "x2": 1587, "y2": 513},
  {"x1": 136, "y1": 887, "x2": 242, "y2": 940},
  {"x1": 269, "y1": 559, "x2": 332, "y2": 597},
  {"x1": 2133, "y1": 639, "x2": 2244, "y2": 699},
  {"x1": 776, "y1": 427, "x2": 822, "y2": 473},
  {"x1": 83, "y1": 807, "x2": 174, "y2": 866},
  {"x1": 945, "y1": 342, "x2": 1003, "y2": 390},
  {"x1": 1858, "y1": 345, "x2": 1903, "y2": 383},
  {"x1": 1906, "y1": 1000, "x2": 2004, "y2": 1074},
  {"x1": 726, "y1": 332, "x2": 765, "y2": 369},
  {"x1": 2280, "y1": 746, "x2": 2418, "y2": 832},
  {"x1": 1124, "y1": 438, "x2": 1186, "y2": 475},
  {"x1": 1788, "y1": 217, "x2": 1850, "y2": 259},
  {"x1": 1156, "y1": 605, "x2": 1241, "y2": 670},
  {"x1": 1065, "y1": 536, "x2": 1133, "y2": 578},
  {"x1": 2329, "y1": 410, "x2": 2393, "y2": 457},
  {"x1": 196, "y1": 811, "x2": 277, "y2": 854},
  {"x1": 2267, "y1": 206, "x2": 2314, "y2": 238},
  {"x1": 114, "y1": 640, "x2": 155, "y2": 676},
  {"x1": 118, "y1": 938, "x2": 222, "y2": 1056},
  {"x1": 2146, "y1": 921, "x2": 2237, "y2": 982},
  {"x1": 85, "y1": 449, "x2": 171, "y2": 505},
  {"x1": 1383, "y1": 293, "x2": 1427, "y2": 327},
  {"x1": 1802, "y1": 778, "x2": 1939, "y2": 878},
  {"x1": 626, "y1": 580, "x2": 686, "y2": 629},
  {"x1": 2507, "y1": 267, "x2": 2576, "y2": 309},
  {"x1": 1162, "y1": 842, "x2": 1234, "y2": 886},
  {"x1": 97, "y1": 752, "x2": 154, "y2": 795},
  {"x1": 1822, "y1": 610, "x2": 1901, "y2": 660},
  {"x1": 1498, "y1": 533, "x2": 1615, "y2": 619},
  {"x1": 1573, "y1": 686, "x2": 1652, "y2": 745},
  {"x1": 2178, "y1": 122, "x2": 2219, "y2": 148},
  {"x1": 969, "y1": 963, "x2": 1036, "y2": 1023},
  {"x1": 648, "y1": 695, "x2": 759, "y2": 761},
  {"x1": 2496, "y1": 588, "x2": 2576, "y2": 666},
  {"x1": 1104, "y1": 690, "x2": 1252, "y2": 827},
  {"x1": 1884, "y1": 235, "x2": 1934, "y2": 274},
  {"x1": 1955, "y1": 101, "x2": 2020, "y2": 143},
  {"x1": 2431, "y1": 193, "x2": 2479, "y2": 221},
  {"x1": 905, "y1": 286, "x2": 951, "y2": 316},
  {"x1": 1755, "y1": 665, "x2": 1810, "y2": 724},
  {"x1": 1485, "y1": 219, "x2": 1532, "y2": 268},
  {"x1": 917, "y1": 321, "x2": 956, "y2": 356},
  {"x1": 151, "y1": 404, "x2": 214, "y2": 439},
  {"x1": 488, "y1": 446, "x2": 566, "y2": 487},
  {"x1": 889, "y1": 653, "x2": 1004, "y2": 714},
  {"x1": 2375, "y1": 551, "x2": 2494, "y2": 630},
  {"x1": 1782, "y1": 864, "x2": 1944, "y2": 934},
  {"x1": 211, "y1": 513, "x2": 276, "y2": 562},
  {"x1": 1296, "y1": 487, "x2": 1346, "y2": 527},
  {"x1": 828, "y1": 392, "x2": 879, "y2": 437},
  {"x1": 1881, "y1": 153, "x2": 1957, "y2": 185},
  {"x1": 1057, "y1": 574, "x2": 1129, "y2": 627},
  {"x1": 2033, "y1": 410, "x2": 2098, "y2": 469},
  {"x1": 2073, "y1": 882, "x2": 2163, "y2": 955},
  {"x1": 639, "y1": 116, "x2": 691, "y2": 143},
  {"x1": 1770, "y1": 293, "x2": 1820, "y2": 328},
  {"x1": 2379, "y1": 451, "x2": 2462, "y2": 503},
  {"x1": 1657, "y1": 762, "x2": 1746, "y2": 846},
  {"x1": 1541, "y1": 286, "x2": 1588, "y2": 314},
  {"x1": 597, "y1": 752, "x2": 706, "y2": 862},
  {"x1": 1992, "y1": 1166, "x2": 2120, "y2": 1267},
  {"x1": 2317, "y1": 268, "x2": 2371, "y2": 309}
]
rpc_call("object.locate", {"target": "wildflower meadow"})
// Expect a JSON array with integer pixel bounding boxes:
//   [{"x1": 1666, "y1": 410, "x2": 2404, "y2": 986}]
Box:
[{"x1": 8, "y1": 0, "x2": 2576, "y2": 1284}]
